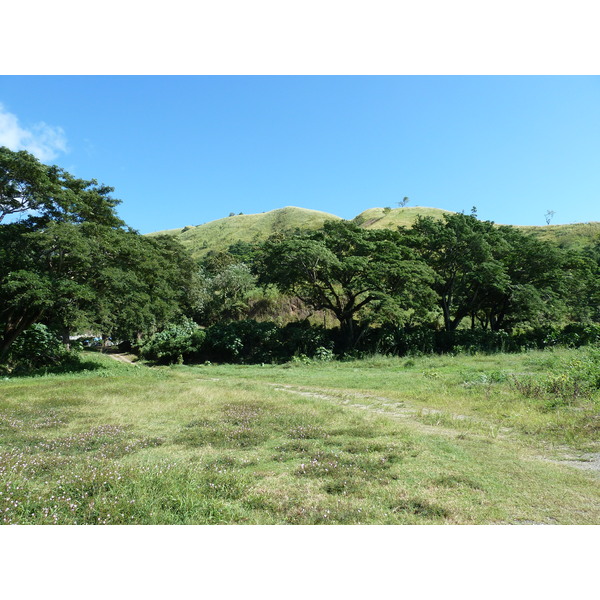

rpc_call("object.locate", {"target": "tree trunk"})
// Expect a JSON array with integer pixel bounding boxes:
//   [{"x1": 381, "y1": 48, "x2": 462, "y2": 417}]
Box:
[
  {"x1": 338, "y1": 316, "x2": 355, "y2": 351},
  {"x1": 61, "y1": 327, "x2": 71, "y2": 351},
  {"x1": 441, "y1": 297, "x2": 452, "y2": 332}
]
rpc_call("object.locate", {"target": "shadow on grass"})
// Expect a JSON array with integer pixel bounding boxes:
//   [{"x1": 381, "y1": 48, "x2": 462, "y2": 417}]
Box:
[{"x1": 2, "y1": 356, "x2": 106, "y2": 379}]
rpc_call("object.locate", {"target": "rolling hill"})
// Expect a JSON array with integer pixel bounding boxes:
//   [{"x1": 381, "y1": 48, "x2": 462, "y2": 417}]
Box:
[
  {"x1": 147, "y1": 205, "x2": 600, "y2": 259},
  {"x1": 148, "y1": 206, "x2": 342, "y2": 258},
  {"x1": 517, "y1": 222, "x2": 600, "y2": 251},
  {"x1": 352, "y1": 206, "x2": 454, "y2": 229}
]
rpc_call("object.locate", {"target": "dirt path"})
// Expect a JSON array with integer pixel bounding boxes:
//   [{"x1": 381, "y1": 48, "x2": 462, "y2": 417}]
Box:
[
  {"x1": 192, "y1": 374, "x2": 600, "y2": 476},
  {"x1": 266, "y1": 382, "x2": 600, "y2": 476},
  {"x1": 556, "y1": 453, "x2": 600, "y2": 472},
  {"x1": 268, "y1": 383, "x2": 506, "y2": 437},
  {"x1": 107, "y1": 353, "x2": 137, "y2": 364}
]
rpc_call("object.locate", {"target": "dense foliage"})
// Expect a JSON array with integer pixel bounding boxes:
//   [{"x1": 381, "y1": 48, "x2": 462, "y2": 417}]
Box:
[
  {"x1": 133, "y1": 319, "x2": 600, "y2": 365},
  {"x1": 3, "y1": 147, "x2": 599, "y2": 370},
  {"x1": 255, "y1": 221, "x2": 436, "y2": 347},
  {"x1": 139, "y1": 319, "x2": 206, "y2": 364},
  {"x1": 405, "y1": 212, "x2": 594, "y2": 332},
  {"x1": 4, "y1": 323, "x2": 68, "y2": 370},
  {"x1": 0, "y1": 147, "x2": 196, "y2": 367}
]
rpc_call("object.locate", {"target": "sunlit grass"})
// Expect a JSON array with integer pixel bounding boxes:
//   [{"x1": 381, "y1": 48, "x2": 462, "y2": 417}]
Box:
[
  {"x1": 196, "y1": 347, "x2": 600, "y2": 450},
  {"x1": 1, "y1": 348, "x2": 599, "y2": 524},
  {"x1": 149, "y1": 206, "x2": 342, "y2": 259}
]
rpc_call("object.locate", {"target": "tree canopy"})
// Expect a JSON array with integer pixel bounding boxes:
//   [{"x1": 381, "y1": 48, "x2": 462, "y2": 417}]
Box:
[
  {"x1": 3, "y1": 145, "x2": 598, "y2": 367},
  {"x1": 406, "y1": 212, "x2": 591, "y2": 332},
  {"x1": 0, "y1": 147, "x2": 196, "y2": 362},
  {"x1": 255, "y1": 220, "x2": 436, "y2": 345}
]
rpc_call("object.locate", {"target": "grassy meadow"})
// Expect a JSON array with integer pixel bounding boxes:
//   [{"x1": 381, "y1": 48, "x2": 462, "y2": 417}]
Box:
[{"x1": 1, "y1": 348, "x2": 599, "y2": 525}]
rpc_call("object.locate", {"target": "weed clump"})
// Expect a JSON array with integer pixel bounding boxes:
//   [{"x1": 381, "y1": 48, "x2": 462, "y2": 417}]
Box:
[{"x1": 390, "y1": 498, "x2": 450, "y2": 519}]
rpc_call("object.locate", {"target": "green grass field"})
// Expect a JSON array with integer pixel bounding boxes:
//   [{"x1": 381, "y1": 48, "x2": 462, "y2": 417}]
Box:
[{"x1": 1, "y1": 348, "x2": 598, "y2": 524}]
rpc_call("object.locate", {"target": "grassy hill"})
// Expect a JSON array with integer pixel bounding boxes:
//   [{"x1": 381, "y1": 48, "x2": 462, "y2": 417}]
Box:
[
  {"x1": 517, "y1": 221, "x2": 600, "y2": 251},
  {"x1": 353, "y1": 206, "x2": 453, "y2": 229},
  {"x1": 149, "y1": 206, "x2": 341, "y2": 258},
  {"x1": 148, "y1": 205, "x2": 452, "y2": 259},
  {"x1": 148, "y1": 205, "x2": 599, "y2": 259}
]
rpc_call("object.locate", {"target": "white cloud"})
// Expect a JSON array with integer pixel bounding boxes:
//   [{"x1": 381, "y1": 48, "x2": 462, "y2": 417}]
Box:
[{"x1": 0, "y1": 103, "x2": 68, "y2": 162}]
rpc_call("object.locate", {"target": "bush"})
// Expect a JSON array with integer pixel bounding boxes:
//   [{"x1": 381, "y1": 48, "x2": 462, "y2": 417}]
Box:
[
  {"x1": 142, "y1": 318, "x2": 600, "y2": 365},
  {"x1": 277, "y1": 321, "x2": 333, "y2": 360},
  {"x1": 203, "y1": 320, "x2": 281, "y2": 363},
  {"x1": 347, "y1": 323, "x2": 599, "y2": 358},
  {"x1": 192, "y1": 320, "x2": 336, "y2": 364},
  {"x1": 556, "y1": 323, "x2": 600, "y2": 348},
  {"x1": 6, "y1": 324, "x2": 69, "y2": 371},
  {"x1": 139, "y1": 319, "x2": 206, "y2": 364}
]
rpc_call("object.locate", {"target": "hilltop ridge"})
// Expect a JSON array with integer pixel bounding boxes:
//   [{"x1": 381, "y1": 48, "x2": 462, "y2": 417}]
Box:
[
  {"x1": 147, "y1": 205, "x2": 600, "y2": 259},
  {"x1": 148, "y1": 206, "x2": 342, "y2": 258}
]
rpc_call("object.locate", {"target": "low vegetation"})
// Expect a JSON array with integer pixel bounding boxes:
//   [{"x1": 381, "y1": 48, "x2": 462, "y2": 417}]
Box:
[{"x1": 1, "y1": 349, "x2": 598, "y2": 525}]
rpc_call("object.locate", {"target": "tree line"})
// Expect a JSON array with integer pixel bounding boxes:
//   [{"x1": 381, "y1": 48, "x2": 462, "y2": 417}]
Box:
[
  {"x1": 2, "y1": 147, "x2": 599, "y2": 369},
  {"x1": 0, "y1": 147, "x2": 197, "y2": 366},
  {"x1": 198, "y1": 214, "x2": 599, "y2": 338}
]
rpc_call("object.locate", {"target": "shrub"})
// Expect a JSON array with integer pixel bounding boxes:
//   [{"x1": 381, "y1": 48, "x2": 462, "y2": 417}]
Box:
[
  {"x1": 203, "y1": 320, "x2": 281, "y2": 363},
  {"x1": 313, "y1": 346, "x2": 334, "y2": 362},
  {"x1": 198, "y1": 320, "x2": 335, "y2": 364},
  {"x1": 139, "y1": 319, "x2": 206, "y2": 364},
  {"x1": 556, "y1": 323, "x2": 600, "y2": 348},
  {"x1": 6, "y1": 324, "x2": 69, "y2": 371},
  {"x1": 277, "y1": 321, "x2": 333, "y2": 360},
  {"x1": 144, "y1": 318, "x2": 600, "y2": 365}
]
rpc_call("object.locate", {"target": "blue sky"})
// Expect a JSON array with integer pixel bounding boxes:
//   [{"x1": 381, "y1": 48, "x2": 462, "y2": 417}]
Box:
[{"x1": 0, "y1": 76, "x2": 598, "y2": 233}]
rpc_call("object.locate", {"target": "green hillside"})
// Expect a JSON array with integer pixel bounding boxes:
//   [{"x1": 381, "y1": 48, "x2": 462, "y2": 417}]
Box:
[
  {"x1": 147, "y1": 205, "x2": 599, "y2": 259},
  {"x1": 148, "y1": 206, "x2": 451, "y2": 259},
  {"x1": 517, "y1": 222, "x2": 600, "y2": 251},
  {"x1": 149, "y1": 206, "x2": 341, "y2": 258},
  {"x1": 353, "y1": 206, "x2": 452, "y2": 229}
]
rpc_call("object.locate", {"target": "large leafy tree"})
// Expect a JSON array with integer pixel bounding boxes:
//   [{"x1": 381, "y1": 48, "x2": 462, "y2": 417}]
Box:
[
  {"x1": 193, "y1": 262, "x2": 257, "y2": 325},
  {"x1": 0, "y1": 146, "x2": 122, "y2": 227},
  {"x1": 589, "y1": 242, "x2": 600, "y2": 322},
  {"x1": 1, "y1": 147, "x2": 123, "y2": 359},
  {"x1": 255, "y1": 221, "x2": 435, "y2": 346},
  {"x1": 406, "y1": 213, "x2": 512, "y2": 331},
  {"x1": 407, "y1": 212, "x2": 581, "y2": 332},
  {"x1": 474, "y1": 227, "x2": 586, "y2": 330},
  {"x1": 0, "y1": 147, "x2": 196, "y2": 361},
  {"x1": 568, "y1": 240, "x2": 600, "y2": 325},
  {"x1": 70, "y1": 228, "x2": 198, "y2": 343}
]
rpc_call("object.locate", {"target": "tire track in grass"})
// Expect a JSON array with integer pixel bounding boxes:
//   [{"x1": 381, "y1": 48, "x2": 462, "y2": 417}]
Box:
[
  {"x1": 270, "y1": 382, "x2": 600, "y2": 476},
  {"x1": 194, "y1": 375, "x2": 600, "y2": 476},
  {"x1": 268, "y1": 383, "x2": 489, "y2": 438},
  {"x1": 107, "y1": 353, "x2": 137, "y2": 364}
]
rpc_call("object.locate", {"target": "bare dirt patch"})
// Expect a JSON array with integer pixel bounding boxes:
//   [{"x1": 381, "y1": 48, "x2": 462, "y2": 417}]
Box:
[{"x1": 107, "y1": 353, "x2": 137, "y2": 364}]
